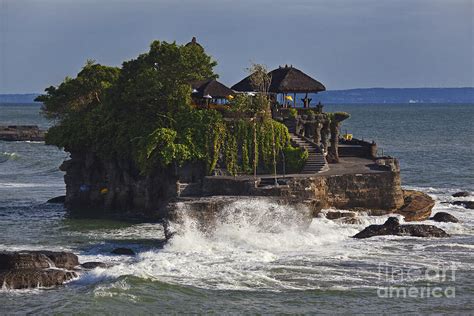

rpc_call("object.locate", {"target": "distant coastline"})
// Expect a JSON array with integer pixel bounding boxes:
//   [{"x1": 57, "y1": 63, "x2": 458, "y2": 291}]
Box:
[
  {"x1": 318, "y1": 87, "x2": 474, "y2": 104},
  {"x1": 1, "y1": 87, "x2": 473, "y2": 104}
]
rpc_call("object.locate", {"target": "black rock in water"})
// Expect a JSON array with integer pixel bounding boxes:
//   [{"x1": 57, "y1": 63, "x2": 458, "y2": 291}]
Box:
[
  {"x1": 47, "y1": 195, "x2": 66, "y2": 204},
  {"x1": 0, "y1": 125, "x2": 45, "y2": 141},
  {"x1": 452, "y1": 191, "x2": 470, "y2": 197},
  {"x1": 451, "y1": 201, "x2": 474, "y2": 209},
  {"x1": 0, "y1": 269, "x2": 77, "y2": 289},
  {"x1": 80, "y1": 262, "x2": 108, "y2": 269},
  {"x1": 430, "y1": 212, "x2": 459, "y2": 223},
  {"x1": 0, "y1": 250, "x2": 79, "y2": 289},
  {"x1": 0, "y1": 250, "x2": 79, "y2": 270},
  {"x1": 353, "y1": 217, "x2": 450, "y2": 239},
  {"x1": 111, "y1": 248, "x2": 135, "y2": 256}
]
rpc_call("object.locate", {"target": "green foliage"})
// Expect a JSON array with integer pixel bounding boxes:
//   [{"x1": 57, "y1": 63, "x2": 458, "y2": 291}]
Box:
[
  {"x1": 36, "y1": 61, "x2": 120, "y2": 120},
  {"x1": 283, "y1": 146, "x2": 308, "y2": 173},
  {"x1": 289, "y1": 108, "x2": 298, "y2": 118},
  {"x1": 228, "y1": 93, "x2": 269, "y2": 117},
  {"x1": 327, "y1": 111, "x2": 350, "y2": 123},
  {"x1": 247, "y1": 63, "x2": 271, "y2": 94},
  {"x1": 138, "y1": 128, "x2": 190, "y2": 171},
  {"x1": 38, "y1": 39, "x2": 308, "y2": 176},
  {"x1": 215, "y1": 119, "x2": 305, "y2": 175}
]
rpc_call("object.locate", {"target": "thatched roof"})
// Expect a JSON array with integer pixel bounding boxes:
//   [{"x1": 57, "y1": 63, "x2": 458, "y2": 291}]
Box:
[
  {"x1": 190, "y1": 79, "x2": 235, "y2": 99},
  {"x1": 231, "y1": 65, "x2": 326, "y2": 93}
]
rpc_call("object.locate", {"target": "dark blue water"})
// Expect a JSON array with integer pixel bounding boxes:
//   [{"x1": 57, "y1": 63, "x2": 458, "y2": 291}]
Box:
[
  {"x1": 325, "y1": 103, "x2": 474, "y2": 189},
  {"x1": 0, "y1": 103, "x2": 473, "y2": 314}
]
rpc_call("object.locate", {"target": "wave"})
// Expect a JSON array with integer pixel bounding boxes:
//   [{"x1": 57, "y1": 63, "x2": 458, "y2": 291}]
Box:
[
  {"x1": 72, "y1": 195, "x2": 472, "y2": 292},
  {"x1": 0, "y1": 152, "x2": 19, "y2": 163},
  {"x1": 0, "y1": 183, "x2": 53, "y2": 188},
  {"x1": 2, "y1": 187, "x2": 472, "y2": 294}
]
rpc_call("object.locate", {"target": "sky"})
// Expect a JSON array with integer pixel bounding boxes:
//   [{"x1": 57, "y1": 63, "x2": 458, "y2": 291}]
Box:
[{"x1": 0, "y1": 0, "x2": 473, "y2": 93}]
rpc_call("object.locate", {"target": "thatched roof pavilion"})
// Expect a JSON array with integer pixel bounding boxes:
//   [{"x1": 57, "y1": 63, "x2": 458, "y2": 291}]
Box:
[
  {"x1": 231, "y1": 65, "x2": 325, "y2": 107},
  {"x1": 232, "y1": 65, "x2": 325, "y2": 94},
  {"x1": 190, "y1": 79, "x2": 235, "y2": 108},
  {"x1": 190, "y1": 79, "x2": 234, "y2": 99}
]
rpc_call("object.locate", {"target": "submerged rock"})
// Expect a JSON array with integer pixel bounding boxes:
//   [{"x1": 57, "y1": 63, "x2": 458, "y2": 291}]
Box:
[
  {"x1": 451, "y1": 201, "x2": 474, "y2": 209},
  {"x1": 430, "y1": 212, "x2": 459, "y2": 223},
  {"x1": 0, "y1": 251, "x2": 79, "y2": 270},
  {"x1": 452, "y1": 191, "x2": 470, "y2": 198},
  {"x1": 0, "y1": 125, "x2": 45, "y2": 142},
  {"x1": 340, "y1": 217, "x2": 364, "y2": 225},
  {"x1": 0, "y1": 269, "x2": 77, "y2": 289},
  {"x1": 80, "y1": 262, "x2": 108, "y2": 270},
  {"x1": 0, "y1": 251, "x2": 79, "y2": 289},
  {"x1": 111, "y1": 248, "x2": 135, "y2": 256},
  {"x1": 47, "y1": 196, "x2": 66, "y2": 204},
  {"x1": 325, "y1": 211, "x2": 356, "y2": 220},
  {"x1": 353, "y1": 217, "x2": 450, "y2": 239}
]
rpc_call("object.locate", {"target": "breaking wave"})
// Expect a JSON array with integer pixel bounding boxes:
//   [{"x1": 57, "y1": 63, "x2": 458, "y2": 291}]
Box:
[
  {"x1": 0, "y1": 151, "x2": 19, "y2": 163},
  {"x1": 76, "y1": 193, "x2": 472, "y2": 292}
]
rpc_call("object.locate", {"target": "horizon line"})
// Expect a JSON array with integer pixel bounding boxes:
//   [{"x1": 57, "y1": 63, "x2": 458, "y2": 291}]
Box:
[{"x1": 2, "y1": 87, "x2": 474, "y2": 95}]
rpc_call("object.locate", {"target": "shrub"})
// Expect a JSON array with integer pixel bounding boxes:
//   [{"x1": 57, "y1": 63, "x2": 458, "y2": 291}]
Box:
[
  {"x1": 289, "y1": 108, "x2": 298, "y2": 118},
  {"x1": 283, "y1": 146, "x2": 308, "y2": 173}
]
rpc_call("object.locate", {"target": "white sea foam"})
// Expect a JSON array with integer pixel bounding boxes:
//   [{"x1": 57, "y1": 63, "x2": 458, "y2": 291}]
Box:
[
  {"x1": 0, "y1": 182, "x2": 52, "y2": 188},
  {"x1": 2, "y1": 188, "x2": 472, "y2": 294},
  {"x1": 75, "y1": 195, "x2": 473, "y2": 292},
  {"x1": 0, "y1": 152, "x2": 19, "y2": 162}
]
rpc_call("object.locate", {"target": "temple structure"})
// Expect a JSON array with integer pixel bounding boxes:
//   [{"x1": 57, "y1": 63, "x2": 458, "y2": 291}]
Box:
[
  {"x1": 184, "y1": 37, "x2": 376, "y2": 172},
  {"x1": 232, "y1": 65, "x2": 326, "y2": 108},
  {"x1": 190, "y1": 79, "x2": 234, "y2": 107},
  {"x1": 54, "y1": 37, "x2": 433, "y2": 224}
]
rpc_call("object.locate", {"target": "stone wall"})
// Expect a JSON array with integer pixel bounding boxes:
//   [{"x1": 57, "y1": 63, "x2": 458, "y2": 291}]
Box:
[
  {"x1": 196, "y1": 170, "x2": 404, "y2": 213},
  {"x1": 61, "y1": 151, "x2": 404, "y2": 219},
  {"x1": 322, "y1": 172, "x2": 404, "y2": 210}
]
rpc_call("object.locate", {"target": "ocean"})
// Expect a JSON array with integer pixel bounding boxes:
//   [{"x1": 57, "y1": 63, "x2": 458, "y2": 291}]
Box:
[{"x1": 1, "y1": 103, "x2": 473, "y2": 314}]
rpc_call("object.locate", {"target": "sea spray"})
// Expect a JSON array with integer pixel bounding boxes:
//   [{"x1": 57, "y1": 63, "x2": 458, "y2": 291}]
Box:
[
  {"x1": 90, "y1": 198, "x2": 395, "y2": 290},
  {"x1": 168, "y1": 197, "x2": 314, "y2": 237}
]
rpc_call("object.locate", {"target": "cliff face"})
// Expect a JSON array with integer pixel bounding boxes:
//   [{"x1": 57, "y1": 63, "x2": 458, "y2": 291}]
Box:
[
  {"x1": 60, "y1": 151, "x2": 405, "y2": 219},
  {"x1": 324, "y1": 172, "x2": 404, "y2": 210},
  {"x1": 201, "y1": 172, "x2": 404, "y2": 212},
  {"x1": 60, "y1": 151, "x2": 179, "y2": 217}
]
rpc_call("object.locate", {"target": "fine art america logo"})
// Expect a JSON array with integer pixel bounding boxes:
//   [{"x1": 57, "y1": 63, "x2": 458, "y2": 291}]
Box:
[{"x1": 377, "y1": 263, "x2": 456, "y2": 298}]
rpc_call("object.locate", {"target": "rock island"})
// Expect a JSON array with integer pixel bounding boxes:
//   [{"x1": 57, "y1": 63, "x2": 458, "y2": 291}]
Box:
[{"x1": 36, "y1": 37, "x2": 433, "y2": 223}]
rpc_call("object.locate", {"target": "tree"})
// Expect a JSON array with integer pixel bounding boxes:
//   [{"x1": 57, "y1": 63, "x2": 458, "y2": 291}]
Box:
[
  {"x1": 36, "y1": 60, "x2": 120, "y2": 120},
  {"x1": 107, "y1": 40, "x2": 220, "y2": 170},
  {"x1": 247, "y1": 63, "x2": 277, "y2": 181}
]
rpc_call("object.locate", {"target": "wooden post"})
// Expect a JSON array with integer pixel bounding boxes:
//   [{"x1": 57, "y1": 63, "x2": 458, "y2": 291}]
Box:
[
  {"x1": 253, "y1": 118, "x2": 257, "y2": 180},
  {"x1": 293, "y1": 92, "x2": 296, "y2": 108}
]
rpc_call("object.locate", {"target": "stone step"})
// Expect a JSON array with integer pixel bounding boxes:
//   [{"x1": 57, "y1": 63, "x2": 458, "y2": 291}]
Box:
[{"x1": 289, "y1": 132, "x2": 328, "y2": 174}]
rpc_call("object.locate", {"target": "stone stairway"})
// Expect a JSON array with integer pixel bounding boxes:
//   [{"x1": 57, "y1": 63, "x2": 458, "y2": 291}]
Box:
[{"x1": 290, "y1": 133, "x2": 328, "y2": 174}]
